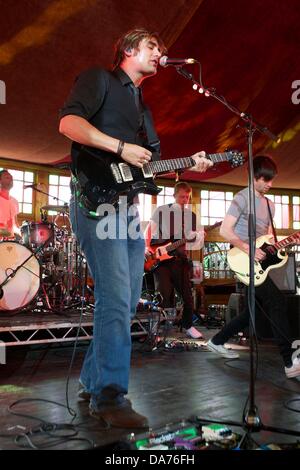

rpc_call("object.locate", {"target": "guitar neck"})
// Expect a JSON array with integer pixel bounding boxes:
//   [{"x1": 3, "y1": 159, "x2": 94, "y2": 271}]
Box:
[
  {"x1": 146, "y1": 153, "x2": 231, "y2": 174},
  {"x1": 147, "y1": 157, "x2": 194, "y2": 174},
  {"x1": 166, "y1": 238, "x2": 187, "y2": 253},
  {"x1": 273, "y1": 231, "x2": 300, "y2": 251},
  {"x1": 165, "y1": 222, "x2": 222, "y2": 253}
]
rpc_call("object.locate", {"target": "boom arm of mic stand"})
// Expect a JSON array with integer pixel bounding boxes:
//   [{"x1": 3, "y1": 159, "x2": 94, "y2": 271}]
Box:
[
  {"x1": 33, "y1": 187, "x2": 68, "y2": 206},
  {"x1": 175, "y1": 66, "x2": 278, "y2": 142}
]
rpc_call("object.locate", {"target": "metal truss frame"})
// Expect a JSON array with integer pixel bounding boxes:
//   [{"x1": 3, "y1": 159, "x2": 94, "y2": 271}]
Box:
[{"x1": 0, "y1": 312, "x2": 155, "y2": 347}]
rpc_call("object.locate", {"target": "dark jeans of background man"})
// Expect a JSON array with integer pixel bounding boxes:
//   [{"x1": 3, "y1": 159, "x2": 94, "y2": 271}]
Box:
[{"x1": 153, "y1": 257, "x2": 193, "y2": 329}]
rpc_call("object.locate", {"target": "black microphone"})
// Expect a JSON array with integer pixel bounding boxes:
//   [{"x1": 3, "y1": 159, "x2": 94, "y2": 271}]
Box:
[{"x1": 159, "y1": 56, "x2": 196, "y2": 67}]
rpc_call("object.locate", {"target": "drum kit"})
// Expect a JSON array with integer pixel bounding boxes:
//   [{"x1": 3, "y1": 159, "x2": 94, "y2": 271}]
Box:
[{"x1": 0, "y1": 205, "x2": 92, "y2": 313}]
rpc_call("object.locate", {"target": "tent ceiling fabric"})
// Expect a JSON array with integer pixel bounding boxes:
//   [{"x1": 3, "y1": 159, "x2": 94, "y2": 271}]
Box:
[{"x1": 0, "y1": 0, "x2": 300, "y2": 189}]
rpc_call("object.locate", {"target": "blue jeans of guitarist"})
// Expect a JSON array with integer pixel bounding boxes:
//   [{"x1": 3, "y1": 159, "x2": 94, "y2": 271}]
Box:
[
  {"x1": 70, "y1": 197, "x2": 145, "y2": 408},
  {"x1": 212, "y1": 277, "x2": 293, "y2": 366}
]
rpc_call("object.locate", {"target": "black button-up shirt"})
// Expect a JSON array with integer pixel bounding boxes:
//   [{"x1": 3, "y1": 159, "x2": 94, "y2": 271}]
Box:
[{"x1": 59, "y1": 67, "x2": 159, "y2": 173}]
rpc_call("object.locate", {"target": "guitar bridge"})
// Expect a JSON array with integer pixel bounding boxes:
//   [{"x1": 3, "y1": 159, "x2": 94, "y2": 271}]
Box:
[{"x1": 118, "y1": 163, "x2": 133, "y2": 182}]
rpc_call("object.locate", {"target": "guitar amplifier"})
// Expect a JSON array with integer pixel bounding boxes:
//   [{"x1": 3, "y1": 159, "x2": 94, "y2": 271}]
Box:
[
  {"x1": 268, "y1": 253, "x2": 297, "y2": 294},
  {"x1": 225, "y1": 293, "x2": 245, "y2": 324}
]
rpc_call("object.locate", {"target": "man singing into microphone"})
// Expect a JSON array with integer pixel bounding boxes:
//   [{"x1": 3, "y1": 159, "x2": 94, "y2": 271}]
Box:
[
  {"x1": 0, "y1": 170, "x2": 19, "y2": 238},
  {"x1": 59, "y1": 28, "x2": 213, "y2": 429}
]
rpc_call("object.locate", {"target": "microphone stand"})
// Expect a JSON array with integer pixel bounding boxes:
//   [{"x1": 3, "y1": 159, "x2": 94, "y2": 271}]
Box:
[
  {"x1": 29, "y1": 185, "x2": 69, "y2": 208},
  {"x1": 174, "y1": 65, "x2": 300, "y2": 448},
  {"x1": 28, "y1": 184, "x2": 69, "y2": 230}
]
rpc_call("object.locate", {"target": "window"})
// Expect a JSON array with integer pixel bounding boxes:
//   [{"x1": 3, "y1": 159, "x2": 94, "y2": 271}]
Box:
[
  {"x1": 292, "y1": 196, "x2": 300, "y2": 230},
  {"x1": 156, "y1": 186, "x2": 174, "y2": 207},
  {"x1": 0, "y1": 167, "x2": 34, "y2": 214},
  {"x1": 200, "y1": 190, "x2": 233, "y2": 226},
  {"x1": 138, "y1": 186, "x2": 174, "y2": 224},
  {"x1": 48, "y1": 175, "x2": 71, "y2": 213},
  {"x1": 266, "y1": 194, "x2": 289, "y2": 229}
]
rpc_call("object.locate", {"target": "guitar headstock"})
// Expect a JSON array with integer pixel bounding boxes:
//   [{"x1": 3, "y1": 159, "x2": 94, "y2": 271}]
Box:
[
  {"x1": 204, "y1": 221, "x2": 222, "y2": 232},
  {"x1": 226, "y1": 150, "x2": 245, "y2": 168}
]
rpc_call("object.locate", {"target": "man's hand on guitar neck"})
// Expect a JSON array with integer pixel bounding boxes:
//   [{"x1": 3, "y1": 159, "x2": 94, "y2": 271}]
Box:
[{"x1": 190, "y1": 151, "x2": 213, "y2": 172}]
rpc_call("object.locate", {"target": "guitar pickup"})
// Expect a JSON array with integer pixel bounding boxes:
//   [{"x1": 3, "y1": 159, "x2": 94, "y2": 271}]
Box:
[
  {"x1": 118, "y1": 163, "x2": 133, "y2": 182},
  {"x1": 111, "y1": 164, "x2": 123, "y2": 183},
  {"x1": 142, "y1": 165, "x2": 153, "y2": 178}
]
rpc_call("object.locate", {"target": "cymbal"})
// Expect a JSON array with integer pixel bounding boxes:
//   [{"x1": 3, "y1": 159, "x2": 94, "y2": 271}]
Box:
[{"x1": 41, "y1": 204, "x2": 69, "y2": 212}]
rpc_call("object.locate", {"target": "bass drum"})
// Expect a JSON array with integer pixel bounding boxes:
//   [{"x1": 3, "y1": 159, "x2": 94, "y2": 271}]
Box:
[{"x1": 0, "y1": 242, "x2": 40, "y2": 312}]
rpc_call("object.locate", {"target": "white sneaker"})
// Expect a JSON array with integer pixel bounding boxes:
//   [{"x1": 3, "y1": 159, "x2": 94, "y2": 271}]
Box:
[
  {"x1": 206, "y1": 339, "x2": 239, "y2": 359},
  {"x1": 285, "y1": 357, "x2": 300, "y2": 378},
  {"x1": 185, "y1": 326, "x2": 203, "y2": 339}
]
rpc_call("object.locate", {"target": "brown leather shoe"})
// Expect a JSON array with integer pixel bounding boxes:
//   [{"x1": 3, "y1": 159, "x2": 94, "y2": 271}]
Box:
[
  {"x1": 89, "y1": 399, "x2": 149, "y2": 429},
  {"x1": 78, "y1": 383, "x2": 91, "y2": 402}
]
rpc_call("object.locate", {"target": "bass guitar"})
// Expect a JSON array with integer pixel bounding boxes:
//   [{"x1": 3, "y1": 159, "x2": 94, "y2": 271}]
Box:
[
  {"x1": 227, "y1": 231, "x2": 300, "y2": 286},
  {"x1": 144, "y1": 221, "x2": 222, "y2": 272}
]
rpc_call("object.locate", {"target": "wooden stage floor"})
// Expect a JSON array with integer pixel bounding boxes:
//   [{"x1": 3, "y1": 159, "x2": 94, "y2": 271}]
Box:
[{"x1": 0, "y1": 324, "x2": 299, "y2": 450}]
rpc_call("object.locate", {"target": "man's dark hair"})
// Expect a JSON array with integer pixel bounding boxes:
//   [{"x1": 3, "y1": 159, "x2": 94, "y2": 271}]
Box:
[
  {"x1": 113, "y1": 28, "x2": 167, "y2": 69},
  {"x1": 0, "y1": 169, "x2": 9, "y2": 179},
  {"x1": 253, "y1": 155, "x2": 277, "y2": 181}
]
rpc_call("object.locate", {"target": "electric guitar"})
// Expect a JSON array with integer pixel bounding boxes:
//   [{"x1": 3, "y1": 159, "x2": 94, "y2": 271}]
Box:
[
  {"x1": 227, "y1": 231, "x2": 300, "y2": 286},
  {"x1": 75, "y1": 146, "x2": 244, "y2": 212},
  {"x1": 144, "y1": 221, "x2": 222, "y2": 272}
]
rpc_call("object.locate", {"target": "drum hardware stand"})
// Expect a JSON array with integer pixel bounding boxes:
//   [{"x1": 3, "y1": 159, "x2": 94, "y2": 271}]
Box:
[
  {"x1": 173, "y1": 64, "x2": 300, "y2": 447},
  {"x1": 136, "y1": 294, "x2": 170, "y2": 351},
  {"x1": 146, "y1": 306, "x2": 166, "y2": 351},
  {"x1": 28, "y1": 180, "x2": 92, "y2": 312},
  {"x1": 0, "y1": 232, "x2": 80, "y2": 314}
]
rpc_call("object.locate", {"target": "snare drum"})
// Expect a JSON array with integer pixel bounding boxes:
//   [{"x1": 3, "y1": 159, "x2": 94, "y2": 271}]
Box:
[
  {"x1": 21, "y1": 222, "x2": 54, "y2": 248},
  {"x1": 0, "y1": 241, "x2": 40, "y2": 311}
]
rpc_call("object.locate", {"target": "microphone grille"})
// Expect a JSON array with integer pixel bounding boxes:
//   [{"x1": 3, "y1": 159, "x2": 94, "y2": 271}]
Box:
[{"x1": 159, "y1": 56, "x2": 168, "y2": 67}]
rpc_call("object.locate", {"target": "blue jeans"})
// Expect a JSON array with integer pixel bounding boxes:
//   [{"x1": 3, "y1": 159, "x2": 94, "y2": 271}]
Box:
[{"x1": 70, "y1": 198, "x2": 145, "y2": 407}]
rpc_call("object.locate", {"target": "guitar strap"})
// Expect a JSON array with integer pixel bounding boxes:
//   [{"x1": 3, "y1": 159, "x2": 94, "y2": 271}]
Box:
[
  {"x1": 129, "y1": 83, "x2": 161, "y2": 160},
  {"x1": 266, "y1": 197, "x2": 278, "y2": 243},
  {"x1": 140, "y1": 95, "x2": 161, "y2": 161}
]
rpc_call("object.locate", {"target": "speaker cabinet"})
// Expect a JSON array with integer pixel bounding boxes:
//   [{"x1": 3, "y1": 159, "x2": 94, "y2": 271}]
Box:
[{"x1": 225, "y1": 293, "x2": 245, "y2": 324}]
